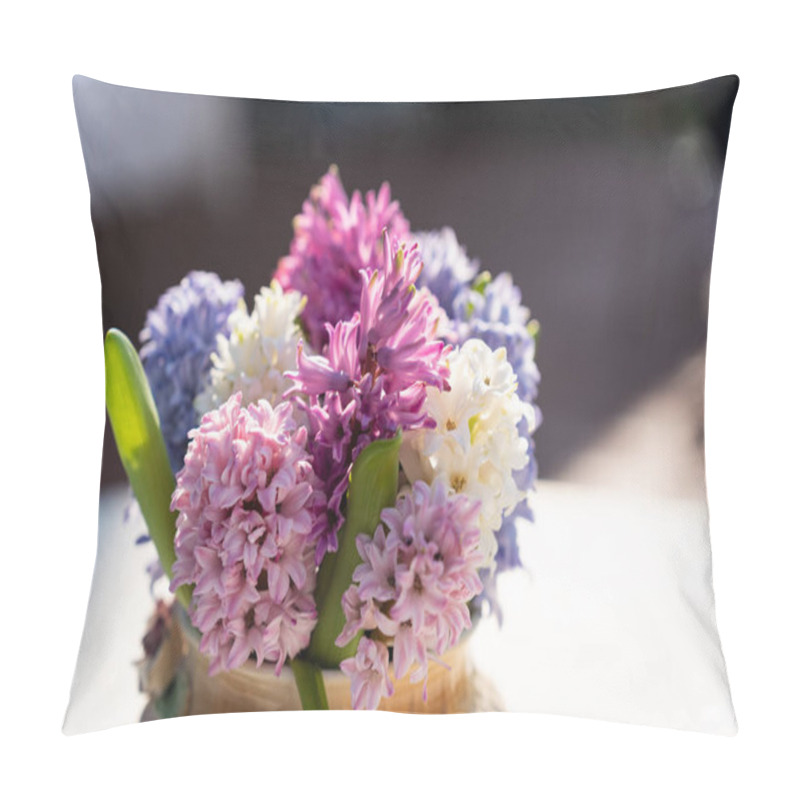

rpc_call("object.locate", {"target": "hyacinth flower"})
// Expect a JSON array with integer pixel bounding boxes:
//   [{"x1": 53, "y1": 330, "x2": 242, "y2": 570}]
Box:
[
  {"x1": 400, "y1": 338, "x2": 537, "y2": 567},
  {"x1": 454, "y1": 270, "x2": 541, "y2": 406},
  {"x1": 195, "y1": 281, "x2": 306, "y2": 416},
  {"x1": 274, "y1": 166, "x2": 410, "y2": 350},
  {"x1": 107, "y1": 326, "x2": 331, "y2": 707},
  {"x1": 413, "y1": 227, "x2": 479, "y2": 319},
  {"x1": 416, "y1": 227, "x2": 540, "y2": 407},
  {"x1": 340, "y1": 637, "x2": 394, "y2": 711},
  {"x1": 169, "y1": 393, "x2": 323, "y2": 677},
  {"x1": 337, "y1": 479, "x2": 484, "y2": 709},
  {"x1": 287, "y1": 230, "x2": 451, "y2": 563},
  {"x1": 457, "y1": 272, "x2": 542, "y2": 613},
  {"x1": 414, "y1": 227, "x2": 542, "y2": 613},
  {"x1": 478, "y1": 408, "x2": 539, "y2": 621},
  {"x1": 139, "y1": 270, "x2": 244, "y2": 473}
]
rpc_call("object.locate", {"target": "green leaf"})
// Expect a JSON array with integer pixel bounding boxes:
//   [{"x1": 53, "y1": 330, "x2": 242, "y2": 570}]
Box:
[
  {"x1": 303, "y1": 433, "x2": 401, "y2": 669},
  {"x1": 104, "y1": 328, "x2": 190, "y2": 608}
]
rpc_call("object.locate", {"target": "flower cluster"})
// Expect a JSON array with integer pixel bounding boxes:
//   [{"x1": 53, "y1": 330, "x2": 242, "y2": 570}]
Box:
[
  {"x1": 414, "y1": 228, "x2": 542, "y2": 612},
  {"x1": 139, "y1": 270, "x2": 244, "y2": 472},
  {"x1": 170, "y1": 393, "x2": 321, "y2": 676},
  {"x1": 337, "y1": 480, "x2": 484, "y2": 709},
  {"x1": 130, "y1": 169, "x2": 540, "y2": 705},
  {"x1": 288, "y1": 231, "x2": 451, "y2": 562},
  {"x1": 275, "y1": 166, "x2": 410, "y2": 351},
  {"x1": 415, "y1": 227, "x2": 540, "y2": 407},
  {"x1": 400, "y1": 339, "x2": 537, "y2": 566},
  {"x1": 455, "y1": 272, "x2": 540, "y2": 406},
  {"x1": 195, "y1": 281, "x2": 306, "y2": 416}
]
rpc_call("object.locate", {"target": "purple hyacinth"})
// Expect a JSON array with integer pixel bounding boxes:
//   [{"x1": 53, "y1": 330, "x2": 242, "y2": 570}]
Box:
[
  {"x1": 139, "y1": 270, "x2": 244, "y2": 472},
  {"x1": 275, "y1": 167, "x2": 410, "y2": 351},
  {"x1": 287, "y1": 231, "x2": 451, "y2": 562}
]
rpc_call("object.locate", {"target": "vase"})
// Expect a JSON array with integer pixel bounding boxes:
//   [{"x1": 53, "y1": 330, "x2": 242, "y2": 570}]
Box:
[{"x1": 138, "y1": 600, "x2": 503, "y2": 718}]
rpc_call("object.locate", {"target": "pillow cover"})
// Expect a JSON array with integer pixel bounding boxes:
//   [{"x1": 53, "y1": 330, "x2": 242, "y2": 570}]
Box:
[{"x1": 65, "y1": 74, "x2": 738, "y2": 734}]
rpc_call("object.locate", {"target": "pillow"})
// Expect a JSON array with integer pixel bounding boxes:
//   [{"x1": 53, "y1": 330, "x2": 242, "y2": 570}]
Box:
[{"x1": 65, "y1": 74, "x2": 738, "y2": 734}]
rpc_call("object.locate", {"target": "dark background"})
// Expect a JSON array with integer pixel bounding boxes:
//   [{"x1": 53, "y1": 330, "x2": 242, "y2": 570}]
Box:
[{"x1": 73, "y1": 75, "x2": 738, "y2": 487}]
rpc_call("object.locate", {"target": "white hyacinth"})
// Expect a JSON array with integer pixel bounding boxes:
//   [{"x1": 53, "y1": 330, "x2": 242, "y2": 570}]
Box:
[
  {"x1": 399, "y1": 338, "x2": 537, "y2": 566},
  {"x1": 195, "y1": 281, "x2": 306, "y2": 416}
]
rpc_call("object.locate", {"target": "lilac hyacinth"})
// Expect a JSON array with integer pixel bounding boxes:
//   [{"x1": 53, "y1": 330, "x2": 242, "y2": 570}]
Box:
[
  {"x1": 288, "y1": 231, "x2": 451, "y2": 562},
  {"x1": 275, "y1": 166, "x2": 410, "y2": 351},
  {"x1": 340, "y1": 637, "x2": 394, "y2": 711},
  {"x1": 170, "y1": 393, "x2": 322, "y2": 676},
  {"x1": 337, "y1": 480, "x2": 484, "y2": 710},
  {"x1": 140, "y1": 270, "x2": 244, "y2": 472}
]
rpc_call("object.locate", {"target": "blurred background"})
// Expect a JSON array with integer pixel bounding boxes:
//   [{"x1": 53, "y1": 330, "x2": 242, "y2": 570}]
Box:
[{"x1": 74, "y1": 75, "x2": 737, "y2": 501}]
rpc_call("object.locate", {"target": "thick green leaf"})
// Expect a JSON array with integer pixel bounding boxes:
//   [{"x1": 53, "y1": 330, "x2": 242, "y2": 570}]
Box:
[
  {"x1": 104, "y1": 328, "x2": 190, "y2": 608},
  {"x1": 303, "y1": 433, "x2": 401, "y2": 668}
]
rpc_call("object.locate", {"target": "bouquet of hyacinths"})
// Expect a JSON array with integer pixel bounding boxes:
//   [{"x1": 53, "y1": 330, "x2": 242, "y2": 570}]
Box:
[{"x1": 106, "y1": 167, "x2": 540, "y2": 712}]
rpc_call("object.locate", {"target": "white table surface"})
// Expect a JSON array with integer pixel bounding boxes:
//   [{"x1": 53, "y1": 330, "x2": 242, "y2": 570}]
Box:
[{"x1": 64, "y1": 479, "x2": 735, "y2": 734}]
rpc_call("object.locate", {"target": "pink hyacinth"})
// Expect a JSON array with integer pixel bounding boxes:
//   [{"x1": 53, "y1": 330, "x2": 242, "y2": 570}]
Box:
[
  {"x1": 287, "y1": 232, "x2": 452, "y2": 562},
  {"x1": 274, "y1": 166, "x2": 410, "y2": 351},
  {"x1": 336, "y1": 480, "x2": 484, "y2": 709},
  {"x1": 340, "y1": 637, "x2": 394, "y2": 711},
  {"x1": 170, "y1": 393, "x2": 322, "y2": 676}
]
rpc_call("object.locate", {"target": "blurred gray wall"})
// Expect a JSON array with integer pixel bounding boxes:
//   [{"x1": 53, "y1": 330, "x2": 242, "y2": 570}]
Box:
[{"x1": 73, "y1": 75, "x2": 738, "y2": 489}]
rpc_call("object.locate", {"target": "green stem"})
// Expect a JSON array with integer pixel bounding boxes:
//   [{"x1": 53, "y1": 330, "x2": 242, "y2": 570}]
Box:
[{"x1": 291, "y1": 658, "x2": 329, "y2": 710}]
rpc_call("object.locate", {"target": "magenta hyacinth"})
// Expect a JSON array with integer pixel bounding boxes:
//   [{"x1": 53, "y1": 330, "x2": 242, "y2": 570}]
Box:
[
  {"x1": 337, "y1": 480, "x2": 484, "y2": 709},
  {"x1": 170, "y1": 393, "x2": 322, "y2": 676},
  {"x1": 274, "y1": 166, "x2": 410, "y2": 350},
  {"x1": 287, "y1": 232, "x2": 451, "y2": 562}
]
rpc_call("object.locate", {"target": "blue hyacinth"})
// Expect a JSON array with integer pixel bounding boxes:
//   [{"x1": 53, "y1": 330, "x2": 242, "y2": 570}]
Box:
[
  {"x1": 417, "y1": 228, "x2": 540, "y2": 407},
  {"x1": 454, "y1": 271, "x2": 540, "y2": 406},
  {"x1": 139, "y1": 270, "x2": 244, "y2": 473},
  {"x1": 414, "y1": 227, "x2": 479, "y2": 319}
]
